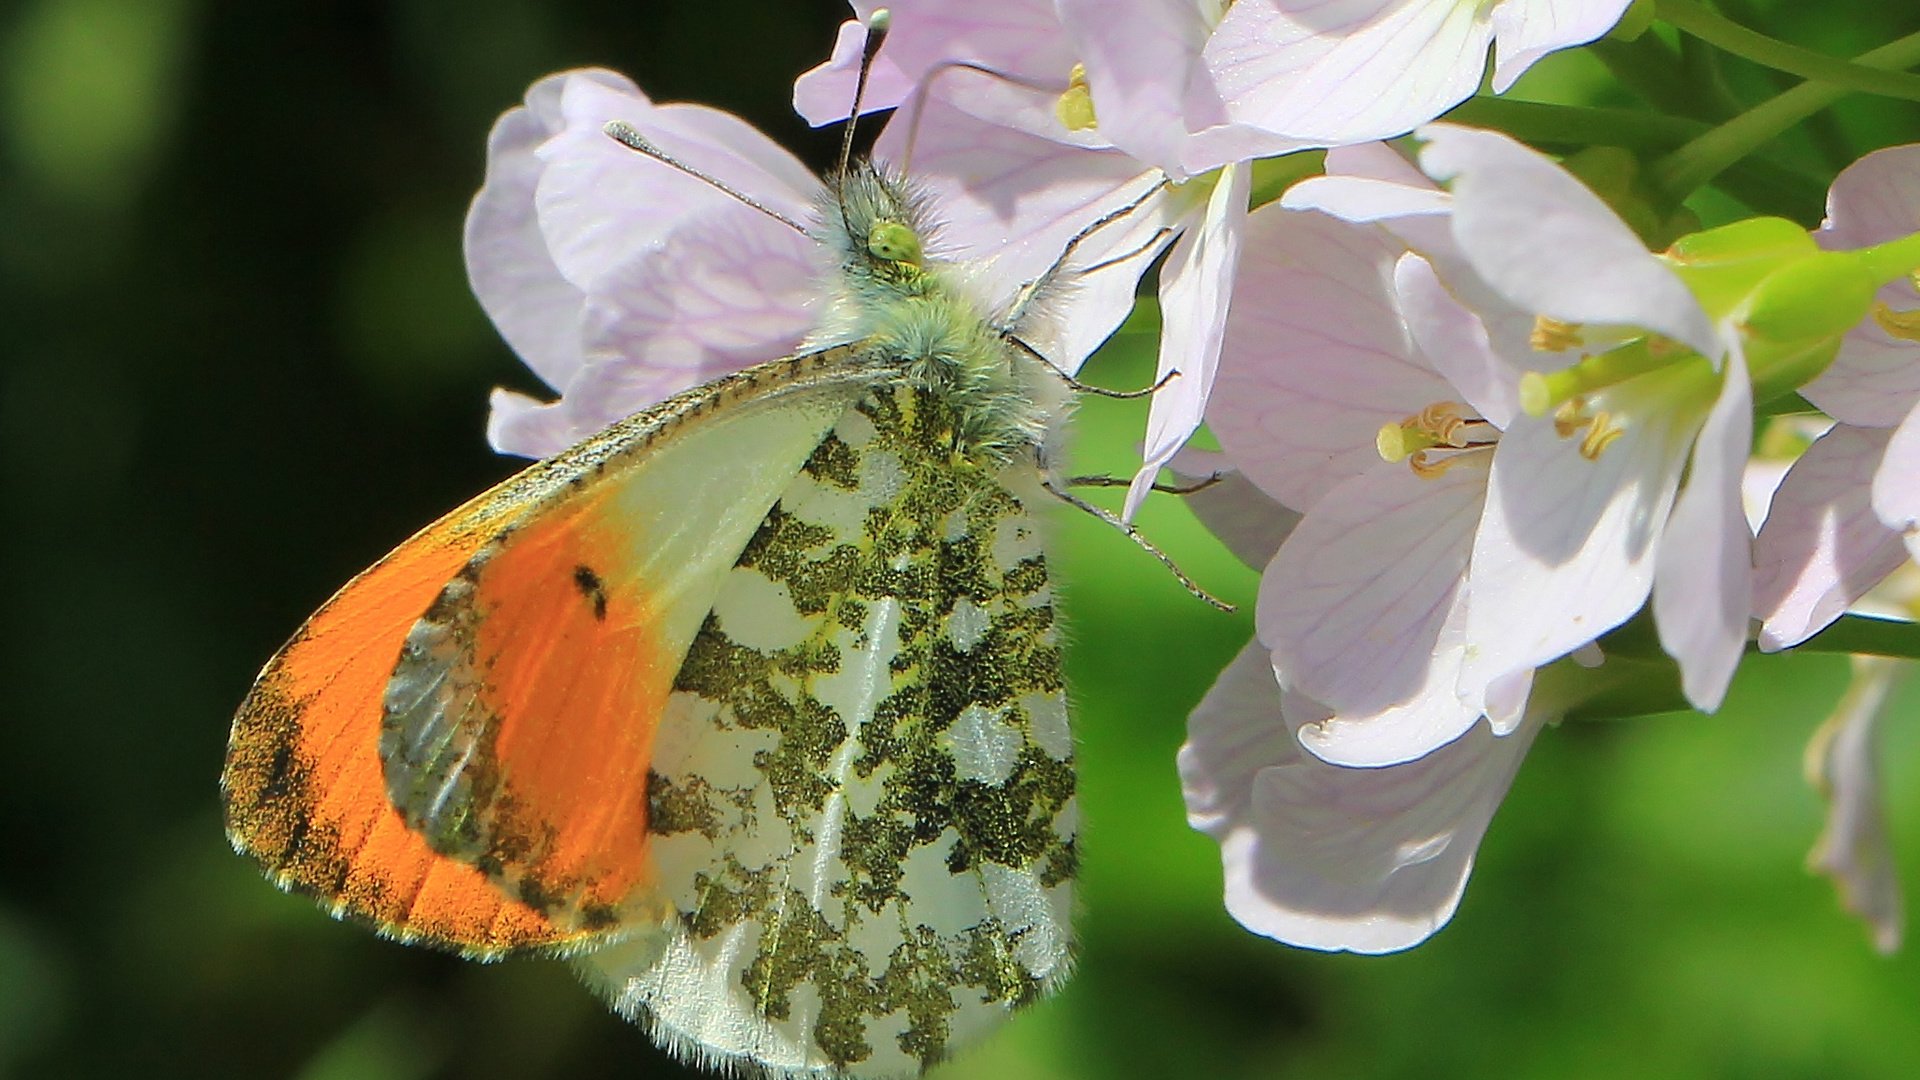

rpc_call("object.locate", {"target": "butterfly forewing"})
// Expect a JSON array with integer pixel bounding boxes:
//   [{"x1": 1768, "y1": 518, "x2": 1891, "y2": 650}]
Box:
[
  {"x1": 226, "y1": 347, "x2": 876, "y2": 954},
  {"x1": 579, "y1": 384, "x2": 1076, "y2": 1077}
]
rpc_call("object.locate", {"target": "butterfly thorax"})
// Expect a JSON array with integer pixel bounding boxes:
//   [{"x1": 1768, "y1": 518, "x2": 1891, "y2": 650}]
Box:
[{"x1": 813, "y1": 164, "x2": 1065, "y2": 467}]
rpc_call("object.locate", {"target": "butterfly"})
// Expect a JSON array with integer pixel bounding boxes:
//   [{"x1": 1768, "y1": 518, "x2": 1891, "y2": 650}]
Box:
[{"x1": 221, "y1": 20, "x2": 1100, "y2": 1078}]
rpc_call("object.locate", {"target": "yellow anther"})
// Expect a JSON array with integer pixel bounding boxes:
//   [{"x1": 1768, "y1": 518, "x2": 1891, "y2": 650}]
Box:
[
  {"x1": 1873, "y1": 301, "x2": 1920, "y2": 344},
  {"x1": 1055, "y1": 63, "x2": 1097, "y2": 132},
  {"x1": 1408, "y1": 450, "x2": 1447, "y2": 477},
  {"x1": 1578, "y1": 412, "x2": 1625, "y2": 460},
  {"x1": 1552, "y1": 398, "x2": 1588, "y2": 438},
  {"x1": 1531, "y1": 315, "x2": 1584, "y2": 353},
  {"x1": 1414, "y1": 402, "x2": 1470, "y2": 446}
]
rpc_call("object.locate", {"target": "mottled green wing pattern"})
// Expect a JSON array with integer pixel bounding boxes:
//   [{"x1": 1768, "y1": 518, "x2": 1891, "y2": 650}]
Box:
[{"x1": 577, "y1": 384, "x2": 1076, "y2": 1078}]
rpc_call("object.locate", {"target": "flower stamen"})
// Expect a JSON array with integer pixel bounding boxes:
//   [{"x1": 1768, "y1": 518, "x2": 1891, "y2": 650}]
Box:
[
  {"x1": 1873, "y1": 300, "x2": 1920, "y2": 343},
  {"x1": 1055, "y1": 63, "x2": 1097, "y2": 132},
  {"x1": 1530, "y1": 315, "x2": 1584, "y2": 353},
  {"x1": 1379, "y1": 401, "x2": 1498, "y2": 476}
]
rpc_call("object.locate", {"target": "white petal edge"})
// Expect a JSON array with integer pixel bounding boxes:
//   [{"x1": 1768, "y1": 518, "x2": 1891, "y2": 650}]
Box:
[{"x1": 1182, "y1": 643, "x2": 1542, "y2": 955}]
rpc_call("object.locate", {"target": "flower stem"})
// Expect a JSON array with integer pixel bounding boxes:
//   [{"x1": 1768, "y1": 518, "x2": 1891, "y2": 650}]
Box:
[
  {"x1": 1444, "y1": 97, "x2": 1708, "y2": 151},
  {"x1": 1651, "y1": 27, "x2": 1920, "y2": 199},
  {"x1": 1792, "y1": 614, "x2": 1920, "y2": 661},
  {"x1": 1657, "y1": 0, "x2": 1920, "y2": 102}
]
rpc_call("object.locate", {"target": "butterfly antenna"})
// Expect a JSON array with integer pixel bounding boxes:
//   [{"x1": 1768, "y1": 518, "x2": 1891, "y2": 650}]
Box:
[
  {"x1": 601, "y1": 121, "x2": 811, "y2": 236},
  {"x1": 835, "y1": 8, "x2": 893, "y2": 179}
]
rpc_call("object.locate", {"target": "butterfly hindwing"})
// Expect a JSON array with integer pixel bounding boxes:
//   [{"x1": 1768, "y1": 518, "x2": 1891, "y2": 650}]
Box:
[
  {"x1": 225, "y1": 347, "x2": 875, "y2": 955},
  {"x1": 579, "y1": 384, "x2": 1077, "y2": 1077}
]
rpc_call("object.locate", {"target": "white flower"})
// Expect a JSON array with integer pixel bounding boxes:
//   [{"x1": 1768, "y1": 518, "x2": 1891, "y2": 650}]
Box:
[
  {"x1": 1287, "y1": 126, "x2": 1753, "y2": 717},
  {"x1": 467, "y1": 71, "x2": 824, "y2": 457}
]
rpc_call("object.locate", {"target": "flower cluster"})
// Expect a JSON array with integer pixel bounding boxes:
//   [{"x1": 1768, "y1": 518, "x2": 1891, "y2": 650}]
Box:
[{"x1": 463, "y1": 2, "x2": 1920, "y2": 955}]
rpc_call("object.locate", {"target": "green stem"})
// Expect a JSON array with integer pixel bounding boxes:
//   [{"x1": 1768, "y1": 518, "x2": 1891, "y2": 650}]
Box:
[
  {"x1": 1652, "y1": 27, "x2": 1920, "y2": 199},
  {"x1": 1791, "y1": 614, "x2": 1920, "y2": 661},
  {"x1": 1657, "y1": 0, "x2": 1920, "y2": 102},
  {"x1": 1443, "y1": 98, "x2": 1708, "y2": 151}
]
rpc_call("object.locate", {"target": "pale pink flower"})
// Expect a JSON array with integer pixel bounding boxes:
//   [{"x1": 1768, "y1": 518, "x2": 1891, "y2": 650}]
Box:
[
  {"x1": 1198, "y1": 2, "x2": 1635, "y2": 168},
  {"x1": 1751, "y1": 144, "x2": 1920, "y2": 651},
  {"x1": 1805, "y1": 655, "x2": 1910, "y2": 954},
  {"x1": 1205, "y1": 185, "x2": 1520, "y2": 766},
  {"x1": 468, "y1": 71, "x2": 825, "y2": 458},
  {"x1": 1174, "y1": 445, "x2": 1543, "y2": 953},
  {"x1": 1754, "y1": 145, "x2": 1920, "y2": 647},
  {"x1": 1287, "y1": 126, "x2": 1752, "y2": 717}
]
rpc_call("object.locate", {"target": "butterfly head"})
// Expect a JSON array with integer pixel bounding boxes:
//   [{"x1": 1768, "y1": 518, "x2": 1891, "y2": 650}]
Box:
[{"x1": 822, "y1": 161, "x2": 941, "y2": 295}]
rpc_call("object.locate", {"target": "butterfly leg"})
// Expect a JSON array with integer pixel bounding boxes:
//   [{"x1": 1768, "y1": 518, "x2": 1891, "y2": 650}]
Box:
[
  {"x1": 1066, "y1": 471, "x2": 1227, "y2": 496},
  {"x1": 1039, "y1": 471, "x2": 1235, "y2": 612},
  {"x1": 1008, "y1": 335, "x2": 1180, "y2": 400}
]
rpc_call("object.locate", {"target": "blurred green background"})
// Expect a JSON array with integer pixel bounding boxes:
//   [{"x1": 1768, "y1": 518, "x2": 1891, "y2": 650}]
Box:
[{"x1": 4, "y1": 1, "x2": 1920, "y2": 1077}]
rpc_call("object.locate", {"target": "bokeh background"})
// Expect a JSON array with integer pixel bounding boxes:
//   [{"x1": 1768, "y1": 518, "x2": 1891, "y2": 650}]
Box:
[{"x1": 5, "y1": 1, "x2": 1920, "y2": 1077}]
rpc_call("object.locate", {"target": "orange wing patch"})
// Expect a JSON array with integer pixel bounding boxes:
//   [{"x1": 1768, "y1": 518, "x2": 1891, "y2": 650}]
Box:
[
  {"x1": 223, "y1": 500, "x2": 583, "y2": 958},
  {"x1": 380, "y1": 493, "x2": 679, "y2": 935}
]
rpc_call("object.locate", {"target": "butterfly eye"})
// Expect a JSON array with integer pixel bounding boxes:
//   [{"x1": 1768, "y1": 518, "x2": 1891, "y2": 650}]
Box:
[{"x1": 867, "y1": 220, "x2": 923, "y2": 266}]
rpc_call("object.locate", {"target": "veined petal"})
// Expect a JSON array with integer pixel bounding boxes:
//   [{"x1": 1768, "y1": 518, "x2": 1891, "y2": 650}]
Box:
[
  {"x1": 1817, "y1": 144, "x2": 1920, "y2": 252},
  {"x1": 1651, "y1": 351, "x2": 1754, "y2": 711},
  {"x1": 795, "y1": 0, "x2": 1089, "y2": 147},
  {"x1": 464, "y1": 70, "x2": 616, "y2": 391},
  {"x1": 1259, "y1": 460, "x2": 1489, "y2": 767},
  {"x1": 1126, "y1": 164, "x2": 1249, "y2": 520},
  {"x1": 534, "y1": 76, "x2": 818, "y2": 296},
  {"x1": 1198, "y1": 0, "x2": 1491, "y2": 148},
  {"x1": 792, "y1": 16, "x2": 914, "y2": 124},
  {"x1": 1169, "y1": 450, "x2": 1302, "y2": 571},
  {"x1": 1871, "y1": 402, "x2": 1920, "y2": 561},
  {"x1": 1059, "y1": 0, "x2": 1212, "y2": 177},
  {"x1": 1182, "y1": 645, "x2": 1541, "y2": 955},
  {"x1": 1804, "y1": 145, "x2": 1920, "y2": 428},
  {"x1": 1754, "y1": 424, "x2": 1911, "y2": 650},
  {"x1": 1488, "y1": 0, "x2": 1632, "y2": 93},
  {"x1": 1417, "y1": 124, "x2": 1721, "y2": 359},
  {"x1": 1395, "y1": 252, "x2": 1523, "y2": 428},
  {"x1": 1805, "y1": 656, "x2": 1910, "y2": 954},
  {"x1": 486, "y1": 387, "x2": 584, "y2": 460},
  {"x1": 1460, "y1": 398, "x2": 1696, "y2": 701},
  {"x1": 1209, "y1": 205, "x2": 1449, "y2": 512}
]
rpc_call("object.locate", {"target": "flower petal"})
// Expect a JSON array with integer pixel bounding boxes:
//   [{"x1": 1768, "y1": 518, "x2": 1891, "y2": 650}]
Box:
[
  {"x1": 1199, "y1": 0, "x2": 1491, "y2": 148},
  {"x1": 486, "y1": 387, "x2": 584, "y2": 460},
  {"x1": 1182, "y1": 644, "x2": 1540, "y2": 954},
  {"x1": 1459, "y1": 398, "x2": 1693, "y2": 700},
  {"x1": 1168, "y1": 449, "x2": 1302, "y2": 571},
  {"x1": 1395, "y1": 251, "x2": 1523, "y2": 428},
  {"x1": 1754, "y1": 424, "x2": 1910, "y2": 650},
  {"x1": 1126, "y1": 164, "x2": 1249, "y2": 519},
  {"x1": 1818, "y1": 144, "x2": 1920, "y2": 251},
  {"x1": 1258, "y1": 460, "x2": 1489, "y2": 766},
  {"x1": 795, "y1": 0, "x2": 1088, "y2": 147},
  {"x1": 1804, "y1": 656, "x2": 1909, "y2": 955},
  {"x1": 1871, "y1": 401, "x2": 1920, "y2": 561},
  {"x1": 1651, "y1": 351, "x2": 1754, "y2": 711},
  {"x1": 1058, "y1": 0, "x2": 1211, "y2": 176},
  {"x1": 1487, "y1": 0, "x2": 1632, "y2": 93},
  {"x1": 792, "y1": 14, "x2": 914, "y2": 124},
  {"x1": 464, "y1": 71, "x2": 620, "y2": 392},
  {"x1": 534, "y1": 76, "x2": 818, "y2": 296},
  {"x1": 1417, "y1": 124, "x2": 1720, "y2": 358},
  {"x1": 1208, "y1": 204, "x2": 1450, "y2": 512}
]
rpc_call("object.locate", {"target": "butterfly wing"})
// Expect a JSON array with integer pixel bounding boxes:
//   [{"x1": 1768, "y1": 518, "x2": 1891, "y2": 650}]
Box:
[
  {"x1": 579, "y1": 385, "x2": 1077, "y2": 1077},
  {"x1": 224, "y1": 347, "x2": 874, "y2": 956}
]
